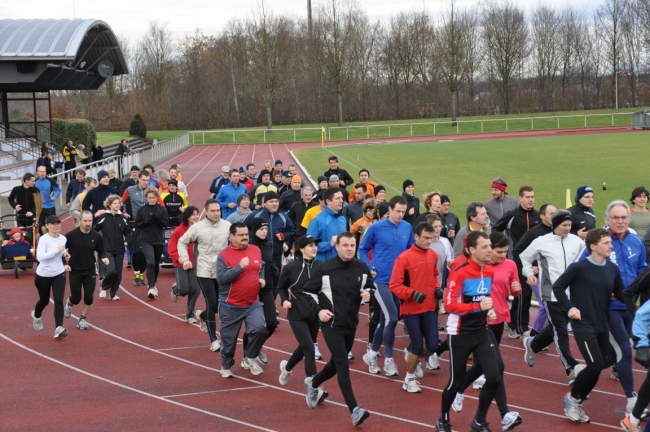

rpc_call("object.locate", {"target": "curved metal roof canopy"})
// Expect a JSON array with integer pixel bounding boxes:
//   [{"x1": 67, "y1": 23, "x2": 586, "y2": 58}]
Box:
[{"x1": 0, "y1": 19, "x2": 128, "y2": 91}]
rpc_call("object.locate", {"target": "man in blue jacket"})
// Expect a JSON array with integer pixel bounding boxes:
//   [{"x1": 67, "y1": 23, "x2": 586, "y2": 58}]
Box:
[
  {"x1": 359, "y1": 195, "x2": 414, "y2": 377},
  {"x1": 209, "y1": 165, "x2": 231, "y2": 198},
  {"x1": 217, "y1": 169, "x2": 247, "y2": 219},
  {"x1": 579, "y1": 200, "x2": 647, "y2": 417},
  {"x1": 307, "y1": 187, "x2": 347, "y2": 261},
  {"x1": 35, "y1": 165, "x2": 61, "y2": 229}
]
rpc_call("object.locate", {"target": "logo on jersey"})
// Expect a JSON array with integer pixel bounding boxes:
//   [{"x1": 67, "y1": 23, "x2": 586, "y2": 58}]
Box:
[{"x1": 463, "y1": 277, "x2": 492, "y2": 297}]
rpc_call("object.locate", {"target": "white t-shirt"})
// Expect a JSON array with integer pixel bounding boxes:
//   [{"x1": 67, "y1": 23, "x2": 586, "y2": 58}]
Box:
[{"x1": 36, "y1": 233, "x2": 67, "y2": 277}]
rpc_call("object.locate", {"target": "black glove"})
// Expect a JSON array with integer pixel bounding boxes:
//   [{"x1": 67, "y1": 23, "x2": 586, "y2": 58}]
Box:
[
  {"x1": 435, "y1": 288, "x2": 444, "y2": 301},
  {"x1": 635, "y1": 347, "x2": 650, "y2": 368},
  {"x1": 411, "y1": 291, "x2": 427, "y2": 304}
]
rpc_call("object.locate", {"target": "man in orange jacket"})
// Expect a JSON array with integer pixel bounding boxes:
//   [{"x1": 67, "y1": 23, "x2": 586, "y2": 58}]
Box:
[{"x1": 390, "y1": 221, "x2": 441, "y2": 393}]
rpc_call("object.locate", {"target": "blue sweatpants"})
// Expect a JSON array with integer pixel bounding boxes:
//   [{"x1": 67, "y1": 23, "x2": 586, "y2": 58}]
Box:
[
  {"x1": 604, "y1": 309, "x2": 635, "y2": 397},
  {"x1": 370, "y1": 283, "x2": 400, "y2": 358}
]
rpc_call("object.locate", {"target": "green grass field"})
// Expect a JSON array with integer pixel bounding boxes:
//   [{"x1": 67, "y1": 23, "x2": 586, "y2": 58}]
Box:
[
  {"x1": 293, "y1": 131, "x2": 650, "y2": 220},
  {"x1": 96, "y1": 130, "x2": 188, "y2": 145}
]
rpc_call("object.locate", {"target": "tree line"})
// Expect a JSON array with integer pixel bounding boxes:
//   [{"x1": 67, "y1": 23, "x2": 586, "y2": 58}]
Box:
[{"x1": 52, "y1": 0, "x2": 650, "y2": 132}]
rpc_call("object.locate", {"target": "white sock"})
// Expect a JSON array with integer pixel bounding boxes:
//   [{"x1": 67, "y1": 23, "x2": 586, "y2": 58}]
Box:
[
  {"x1": 630, "y1": 414, "x2": 640, "y2": 425},
  {"x1": 405, "y1": 372, "x2": 415, "y2": 380},
  {"x1": 628, "y1": 396, "x2": 637, "y2": 405},
  {"x1": 367, "y1": 349, "x2": 378, "y2": 358}
]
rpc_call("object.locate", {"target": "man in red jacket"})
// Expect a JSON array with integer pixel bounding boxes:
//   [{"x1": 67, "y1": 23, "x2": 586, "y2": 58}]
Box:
[
  {"x1": 390, "y1": 222, "x2": 441, "y2": 394},
  {"x1": 216, "y1": 222, "x2": 267, "y2": 378},
  {"x1": 437, "y1": 231, "x2": 502, "y2": 432}
]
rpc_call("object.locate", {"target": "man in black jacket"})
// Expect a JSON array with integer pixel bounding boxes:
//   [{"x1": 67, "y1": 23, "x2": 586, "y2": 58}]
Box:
[
  {"x1": 324, "y1": 155, "x2": 354, "y2": 189},
  {"x1": 63, "y1": 210, "x2": 108, "y2": 329},
  {"x1": 82, "y1": 170, "x2": 120, "y2": 224},
  {"x1": 568, "y1": 185, "x2": 596, "y2": 240},
  {"x1": 8, "y1": 173, "x2": 40, "y2": 227},
  {"x1": 303, "y1": 232, "x2": 373, "y2": 427},
  {"x1": 494, "y1": 185, "x2": 541, "y2": 256},
  {"x1": 91, "y1": 140, "x2": 104, "y2": 162},
  {"x1": 66, "y1": 169, "x2": 86, "y2": 208}
]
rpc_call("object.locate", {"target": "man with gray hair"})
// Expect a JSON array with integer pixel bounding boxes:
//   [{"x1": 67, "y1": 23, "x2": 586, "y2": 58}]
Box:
[
  {"x1": 484, "y1": 177, "x2": 518, "y2": 225},
  {"x1": 453, "y1": 202, "x2": 490, "y2": 258},
  {"x1": 579, "y1": 200, "x2": 647, "y2": 416},
  {"x1": 521, "y1": 209, "x2": 584, "y2": 385}
]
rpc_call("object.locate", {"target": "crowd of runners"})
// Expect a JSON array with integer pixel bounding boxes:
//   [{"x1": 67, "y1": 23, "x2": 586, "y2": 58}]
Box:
[{"x1": 8, "y1": 153, "x2": 650, "y2": 431}]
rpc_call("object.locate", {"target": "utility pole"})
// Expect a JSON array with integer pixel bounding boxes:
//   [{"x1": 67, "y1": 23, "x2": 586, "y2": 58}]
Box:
[{"x1": 308, "y1": 0, "x2": 313, "y2": 36}]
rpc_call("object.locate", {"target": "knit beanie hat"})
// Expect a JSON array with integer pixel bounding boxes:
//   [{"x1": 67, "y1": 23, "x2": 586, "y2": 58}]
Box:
[
  {"x1": 251, "y1": 217, "x2": 268, "y2": 234},
  {"x1": 317, "y1": 176, "x2": 328, "y2": 184},
  {"x1": 403, "y1": 179, "x2": 414, "y2": 191},
  {"x1": 440, "y1": 194, "x2": 451, "y2": 205},
  {"x1": 237, "y1": 194, "x2": 249, "y2": 205},
  {"x1": 374, "y1": 185, "x2": 386, "y2": 195},
  {"x1": 378, "y1": 202, "x2": 390, "y2": 219},
  {"x1": 552, "y1": 210, "x2": 572, "y2": 229},
  {"x1": 97, "y1": 170, "x2": 109, "y2": 181},
  {"x1": 575, "y1": 185, "x2": 594, "y2": 203},
  {"x1": 264, "y1": 191, "x2": 279, "y2": 202}
]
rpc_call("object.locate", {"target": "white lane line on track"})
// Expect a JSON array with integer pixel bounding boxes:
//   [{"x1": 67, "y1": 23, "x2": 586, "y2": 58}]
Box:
[
  {"x1": 117, "y1": 287, "x2": 620, "y2": 429},
  {"x1": 116, "y1": 286, "x2": 437, "y2": 428},
  {"x1": 0, "y1": 332, "x2": 275, "y2": 432},
  {"x1": 159, "y1": 345, "x2": 209, "y2": 351},
  {"x1": 163, "y1": 386, "x2": 266, "y2": 399}
]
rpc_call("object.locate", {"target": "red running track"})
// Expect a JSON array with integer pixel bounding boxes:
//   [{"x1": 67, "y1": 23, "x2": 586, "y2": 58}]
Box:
[{"x1": 1, "y1": 135, "x2": 644, "y2": 431}]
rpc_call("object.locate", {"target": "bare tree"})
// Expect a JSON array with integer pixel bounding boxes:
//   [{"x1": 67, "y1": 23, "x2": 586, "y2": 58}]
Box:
[
  {"x1": 572, "y1": 11, "x2": 593, "y2": 109},
  {"x1": 595, "y1": 0, "x2": 626, "y2": 108},
  {"x1": 482, "y1": 0, "x2": 528, "y2": 114},
  {"x1": 530, "y1": 4, "x2": 561, "y2": 111},
  {"x1": 312, "y1": 0, "x2": 357, "y2": 126},
  {"x1": 140, "y1": 21, "x2": 174, "y2": 125},
  {"x1": 620, "y1": 0, "x2": 644, "y2": 107},
  {"x1": 245, "y1": 3, "x2": 295, "y2": 130},
  {"x1": 435, "y1": 1, "x2": 474, "y2": 123}
]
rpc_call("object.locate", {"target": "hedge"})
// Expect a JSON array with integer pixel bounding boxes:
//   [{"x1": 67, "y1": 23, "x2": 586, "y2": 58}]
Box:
[
  {"x1": 129, "y1": 114, "x2": 147, "y2": 138},
  {"x1": 52, "y1": 118, "x2": 97, "y2": 155}
]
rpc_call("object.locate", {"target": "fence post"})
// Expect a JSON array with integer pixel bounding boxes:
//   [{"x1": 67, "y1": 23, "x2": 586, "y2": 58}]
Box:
[
  {"x1": 389, "y1": 125, "x2": 391, "y2": 138},
  {"x1": 557, "y1": 117, "x2": 560, "y2": 129},
  {"x1": 264, "y1": 129, "x2": 266, "y2": 143},
  {"x1": 434, "y1": 123, "x2": 436, "y2": 136},
  {"x1": 346, "y1": 127, "x2": 349, "y2": 140},
  {"x1": 531, "y1": 118, "x2": 534, "y2": 130},
  {"x1": 506, "y1": 119, "x2": 508, "y2": 132},
  {"x1": 202, "y1": 132, "x2": 205, "y2": 144},
  {"x1": 367, "y1": 126, "x2": 369, "y2": 139},
  {"x1": 481, "y1": 121, "x2": 484, "y2": 133},
  {"x1": 410, "y1": 124, "x2": 413, "y2": 136},
  {"x1": 612, "y1": 114, "x2": 614, "y2": 126},
  {"x1": 584, "y1": 116, "x2": 587, "y2": 127},
  {"x1": 456, "y1": 122, "x2": 459, "y2": 134},
  {"x1": 294, "y1": 129, "x2": 296, "y2": 142},
  {"x1": 233, "y1": 131, "x2": 236, "y2": 144}
]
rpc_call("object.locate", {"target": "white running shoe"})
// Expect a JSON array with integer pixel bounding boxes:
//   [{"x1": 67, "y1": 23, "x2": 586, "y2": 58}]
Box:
[
  {"x1": 31, "y1": 310, "x2": 43, "y2": 331},
  {"x1": 383, "y1": 359, "x2": 399, "y2": 377},
  {"x1": 221, "y1": 367, "x2": 234, "y2": 378},
  {"x1": 77, "y1": 318, "x2": 89, "y2": 330},
  {"x1": 523, "y1": 336, "x2": 536, "y2": 367},
  {"x1": 426, "y1": 353, "x2": 441, "y2": 370},
  {"x1": 279, "y1": 360, "x2": 292, "y2": 386},
  {"x1": 414, "y1": 362, "x2": 424, "y2": 379},
  {"x1": 473, "y1": 374, "x2": 486, "y2": 389},
  {"x1": 210, "y1": 339, "x2": 221, "y2": 352},
  {"x1": 363, "y1": 353, "x2": 381, "y2": 374},
  {"x1": 257, "y1": 349, "x2": 268, "y2": 364},
  {"x1": 348, "y1": 351, "x2": 355, "y2": 360},
  {"x1": 63, "y1": 298, "x2": 73, "y2": 318},
  {"x1": 111, "y1": 295, "x2": 120, "y2": 301},
  {"x1": 402, "y1": 377, "x2": 422, "y2": 393},
  {"x1": 147, "y1": 287, "x2": 158, "y2": 299},
  {"x1": 242, "y1": 357, "x2": 264, "y2": 375},
  {"x1": 563, "y1": 392, "x2": 590, "y2": 423},
  {"x1": 186, "y1": 317, "x2": 197, "y2": 324},
  {"x1": 99, "y1": 289, "x2": 107, "y2": 299},
  {"x1": 568, "y1": 364, "x2": 586, "y2": 386},
  {"x1": 504, "y1": 322, "x2": 519, "y2": 339},
  {"x1": 502, "y1": 411, "x2": 522, "y2": 430},
  {"x1": 314, "y1": 342, "x2": 323, "y2": 360},
  {"x1": 195, "y1": 310, "x2": 208, "y2": 333},
  {"x1": 53, "y1": 326, "x2": 68, "y2": 340},
  {"x1": 452, "y1": 392, "x2": 464, "y2": 413}
]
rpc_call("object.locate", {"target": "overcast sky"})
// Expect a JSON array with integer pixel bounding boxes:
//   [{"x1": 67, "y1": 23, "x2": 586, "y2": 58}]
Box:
[{"x1": 3, "y1": 0, "x2": 598, "y2": 47}]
